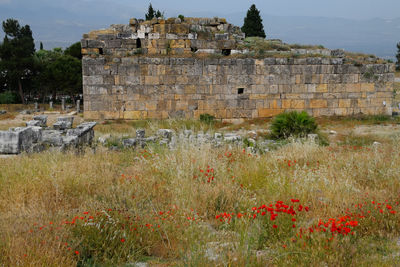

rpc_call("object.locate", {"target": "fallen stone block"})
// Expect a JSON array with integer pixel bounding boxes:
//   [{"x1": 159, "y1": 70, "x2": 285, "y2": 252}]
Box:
[
  {"x1": 0, "y1": 130, "x2": 22, "y2": 154},
  {"x1": 0, "y1": 110, "x2": 6, "y2": 115},
  {"x1": 61, "y1": 135, "x2": 80, "y2": 150},
  {"x1": 67, "y1": 122, "x2": 97, "y2": 145},
  {"x1": 123, "y1": 138, "x2": 137, "y2": 148},
  {"x1": 26, "y1": 120, "x2": 42, "y2": 127},
  {"x1": 157, "y1": 129, "x2": 173, "y2": 140},
  {"x1": 136, "y1": 129, "x2": 146, "y2": 139},
  {"x1": 41, "y1": 130, "x2": 64, "y2": 146},
  {"x1": 0, "y1": 127, "x2": 36, "y2": 154},
  {"x1": 54, "y1": 116, "x2": 74, "y2": 130},
  {"x1": 20, "y1": 110, "x2": 32, "y2": 115},
  {"x1": 32, "y1": 115, "x2": 47, "y2": 127},
  {"x1": 223, "y1": 133, "x2": 242, "y2": 142}
]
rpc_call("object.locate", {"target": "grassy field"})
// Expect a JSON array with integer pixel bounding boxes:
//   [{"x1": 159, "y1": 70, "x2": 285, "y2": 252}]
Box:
[{"x1": 1, "y1": 116, "x2": 400, "y2": 266}]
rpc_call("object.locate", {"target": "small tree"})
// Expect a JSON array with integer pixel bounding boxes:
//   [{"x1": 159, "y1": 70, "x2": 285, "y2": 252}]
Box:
[
  {"x1": 396, "y1": 42, "x2": 400, "y2": 70},
  {"x1": 242, "y1": 4, "x2": 266, "y2": 38},
  {"x1": 145, "y1": 3, "x2": 155, "y2": 20},
  {"x1": 64, "y1": 42, "x2": 82, "y2": 59},
  {"x1": 145, "y1": 3, "x2": 163, "y2": 20},
  {"x1": 155, "y1": 10, "x2": 164, "y2": 19}
]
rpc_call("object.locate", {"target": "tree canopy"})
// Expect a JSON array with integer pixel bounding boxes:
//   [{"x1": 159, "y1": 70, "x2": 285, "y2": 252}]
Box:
[
  {"x1": 241, "y1": 4, "x2": 266, "y2": 38},
  {"x1": 0, "y1": 18, "x2": 35, "y2": 103},
  {"x1": 0, "y1": 18, "x2": 83, "y2": 104},
  {"x1": 33, "y1": 44, "x2": 82, "y2": 102}
]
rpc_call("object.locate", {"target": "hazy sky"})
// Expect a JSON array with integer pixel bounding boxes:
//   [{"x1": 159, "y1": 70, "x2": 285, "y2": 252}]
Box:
[
  {"x1": 1, "y1": 0, "x2": 400, "y2": 59},
  {"x1": 1, "y1": 0, "x2": 399, "y2": 20}
]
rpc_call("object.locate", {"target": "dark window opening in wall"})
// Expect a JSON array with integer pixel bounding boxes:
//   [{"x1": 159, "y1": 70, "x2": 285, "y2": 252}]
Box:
[
  {"x1": 222, "y1": 49, "x2": 231, "y2": 56},
  {"x1": 191, "y1": 47, "x2": 198, "y2": 53},
  {"x1": 145, "y1": 33, "x2": 149, "y2": 38},
  {"x1": 238, "y1": 88, "x2": 244, "y2": 94},
  {"x1": 99, "y1": 48, "x2": 104, "y2": 55},
  {"x1": 136, "y1": 38, "x2": 142, "y2": 48}
]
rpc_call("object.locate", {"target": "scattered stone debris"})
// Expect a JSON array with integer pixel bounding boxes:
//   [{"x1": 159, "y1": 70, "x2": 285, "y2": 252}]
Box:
[
  {"x1": 0, "y1": 110, "x2": 6, "y2": 115},
  {"x1": 373, "y1": 141, "x2": 381, "y2": 146},
  {"x1": 329, "y1": 130, "x2": 337, "y2": 135},
  {"x1": 110, "y1": 128, "x2": 280, "y2": 153},
  {"x1": 20, "y1": 110, "x2": 32, "y2": 115},
  {"x1": 0, "y1": 115, "x2": 96, "y2": 154}
]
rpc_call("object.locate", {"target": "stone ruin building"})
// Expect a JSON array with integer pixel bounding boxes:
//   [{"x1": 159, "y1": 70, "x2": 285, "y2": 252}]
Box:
[{"x1": 81, "y1": 17, "x2": 395, "y2": 120}]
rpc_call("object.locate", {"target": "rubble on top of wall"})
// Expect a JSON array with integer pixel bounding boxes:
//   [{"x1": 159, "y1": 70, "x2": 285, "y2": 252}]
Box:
[
  {"x1": 0, "y1": 115, "x2": 97, "y2": 155},
  {"x1": 81, "y1": 17, "x2": 387, "y2": 63}
]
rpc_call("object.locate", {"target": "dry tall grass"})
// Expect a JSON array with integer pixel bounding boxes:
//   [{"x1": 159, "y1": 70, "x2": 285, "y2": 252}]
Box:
[{"x1": 0, "y1": 125, "x2": 400, "y2": 266}]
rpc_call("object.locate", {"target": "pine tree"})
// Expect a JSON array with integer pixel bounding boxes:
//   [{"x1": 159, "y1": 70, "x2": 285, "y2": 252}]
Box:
[
  {"x1": 145, "y1": 3, "x2": 155, "y2": 20},
  {"x1": 155, "y1": 10, "x2": 163, "y2": 19},
  {"x1": 40, "y1": 41, "x2": 43, "y2": 50},
  {"x1": 241, "y1": 4, "x2": 266, "y2": 38},
  {"x1": 396, "y1": 42, "x2": 400, "y2": 70},
  {"x1": 0, "y1": 19, "x2": 35, "y2": 104}
]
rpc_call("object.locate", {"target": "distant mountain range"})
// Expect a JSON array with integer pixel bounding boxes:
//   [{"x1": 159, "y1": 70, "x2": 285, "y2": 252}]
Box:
[{"x1": 1, "y1": 3, "x2": 399, "y2": 60}]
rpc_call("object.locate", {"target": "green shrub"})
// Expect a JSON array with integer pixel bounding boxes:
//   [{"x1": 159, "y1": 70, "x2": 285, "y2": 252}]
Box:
[
  {"x1": 199, "y1": 113, "x2": 215, "y2": 124},
  {"x1": 178, "y1": 14, "x2": 185, "y2": 22},
  {"x1": 0, "y1": 91, "x2": 19, "y2": 104},
  {"x1": 269, "y1": 111, "x2": 318, "y2": 139}
]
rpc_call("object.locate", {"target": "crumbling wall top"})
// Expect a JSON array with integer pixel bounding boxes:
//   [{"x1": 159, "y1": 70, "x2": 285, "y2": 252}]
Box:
[{"x1": 82, "y1": 17, "x2": 245, "y2": 56}]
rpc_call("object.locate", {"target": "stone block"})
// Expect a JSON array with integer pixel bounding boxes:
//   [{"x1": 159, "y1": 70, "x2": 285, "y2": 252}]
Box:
[
  {"x1": 53, "y1": 116, "x2": 74, "y2": 130},
  {"x1": 309, "y1": 99, "x2": 327, "y2": 109},
  {"x1": 26, "y1": 120, "x2": 42, "y2": 127},
  {"x1": 361, "y1": 83, "x2": 375, "y2": 92},
  {"x1": 316, "y1": 84, "x2": 328, "y2": 93},
  {"x1": 31, "y1": 115, "x2": 47, "y2": 126},
  {"x1": 0, "y1": 127, "x2": 36, "y2": 154},
  {"x1": 42, "y1": 130, "x2": 64, "y2": 146},
  {"x1": 338, "y1": 99, "x2": 351, "y2": 108},
  {"x1": 258, "y1": 108, "x2": 284, "y2": 118}
]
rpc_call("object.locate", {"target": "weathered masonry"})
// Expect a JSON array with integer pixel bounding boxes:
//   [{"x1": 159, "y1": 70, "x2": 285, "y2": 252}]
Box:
[{"x1": 82, "y1": 18, "x2": 395, "y2": 120}]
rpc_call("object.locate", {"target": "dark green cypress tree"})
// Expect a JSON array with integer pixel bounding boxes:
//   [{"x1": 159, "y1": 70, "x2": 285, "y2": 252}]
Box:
[
  {"x1": 396, "y1": 42, "x2": 400, "y2": 70},
  {"x1": 145, "y1": 3, "x2": 155, "y2": 20},
  {"x1": 40, "y1": 41, "x2": 43, "y2": 50},
  {"x1": 155, "y1": 10, "x2": 163, "y2": 19},
  {"x1": 241, "y1": 4, "x2": 266, "y2": 38}
]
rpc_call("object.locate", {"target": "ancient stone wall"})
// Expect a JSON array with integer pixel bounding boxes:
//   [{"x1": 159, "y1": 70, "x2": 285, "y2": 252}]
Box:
[
  {"x1": 82, "y1": 17, "x2": 394, "y2": 120},
  {"x1": 83, "y1": 56, "x2": 394, "y2": 120}
]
